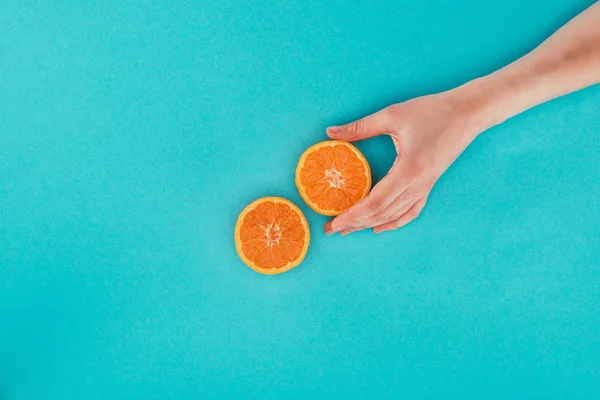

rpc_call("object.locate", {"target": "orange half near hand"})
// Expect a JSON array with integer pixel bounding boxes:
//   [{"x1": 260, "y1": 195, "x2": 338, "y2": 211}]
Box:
[
  {"x1": 296, "y1": 140, "x2": 372, "y2": 216},
  {"x1": 234, "y1": 197, "x2": 310, "y2": 274}
]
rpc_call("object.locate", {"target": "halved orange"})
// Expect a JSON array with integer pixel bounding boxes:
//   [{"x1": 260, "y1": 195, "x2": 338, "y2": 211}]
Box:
[
  {"x1": 296, "y1": 140, "x2": 371, "y2": 216},
  {"x1": 234, "y1": 197, "x2": 310, "y2": 274}
]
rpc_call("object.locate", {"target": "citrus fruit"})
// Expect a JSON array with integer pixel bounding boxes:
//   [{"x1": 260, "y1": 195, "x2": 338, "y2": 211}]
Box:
[
  {"x1": 296, "y1": 140, "x2": 371, "y2": 216},
  {"x1": 234, "y1": 197, "x2": 310, "y2": 274}
]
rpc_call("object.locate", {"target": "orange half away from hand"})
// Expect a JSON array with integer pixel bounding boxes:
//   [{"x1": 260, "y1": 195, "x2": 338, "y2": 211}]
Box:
[
  {"x1": 234, "y1": 197, "x2": 310, "y2": 274},
  {"x1": 296, "y1": 140, "x2": 372, "y2": 216}
]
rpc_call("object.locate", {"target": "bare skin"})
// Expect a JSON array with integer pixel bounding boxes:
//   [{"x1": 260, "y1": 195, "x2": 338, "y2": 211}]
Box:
[{"x1": 325, "y1": 2, "x2": 600, "y2": 235}]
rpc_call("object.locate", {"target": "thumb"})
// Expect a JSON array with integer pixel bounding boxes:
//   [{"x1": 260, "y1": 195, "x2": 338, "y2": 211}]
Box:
[{"x1": 326, "y1": 109, "x2": 391, "y2": 142}]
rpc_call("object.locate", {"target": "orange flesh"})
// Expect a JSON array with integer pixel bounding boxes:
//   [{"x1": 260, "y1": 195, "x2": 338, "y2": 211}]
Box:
[
  {"x1": 238, "y1": 199, "x2": 308, "y2": 271},
  {"x1": 297, "y1": 142, "x2": 370, "y2": 215}
]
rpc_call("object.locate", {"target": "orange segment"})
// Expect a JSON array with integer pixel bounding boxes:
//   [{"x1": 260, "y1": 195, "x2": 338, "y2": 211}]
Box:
[
  {"x1": 234, "y1": 197, "x2": 310, "y2": 274},
  {"x1": 296, "y1": 141, "x2": 371, "y2": 216}
]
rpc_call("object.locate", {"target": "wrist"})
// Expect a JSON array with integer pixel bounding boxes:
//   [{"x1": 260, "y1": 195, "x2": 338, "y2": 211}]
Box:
[
  {"x1": 450, "y1": 60, "x2": 553, "y2": 136},
  {"x1": 449, "y1": 77, "x2": 511, "y2": 135}
]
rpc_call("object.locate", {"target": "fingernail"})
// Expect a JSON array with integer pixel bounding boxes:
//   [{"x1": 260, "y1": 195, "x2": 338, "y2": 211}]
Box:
[
  {"x1": 324, "y1": 220, "x2": 334, "y2": 235},
  {"x1": 327, "y1": 126, "x2": 341, "y2": 135},
  {"x1": 340, "y1": 229, "x2": 354, "y2": 236},
  {"x1": 373, "y1": 228, "x2": 383, "y2": 234}
]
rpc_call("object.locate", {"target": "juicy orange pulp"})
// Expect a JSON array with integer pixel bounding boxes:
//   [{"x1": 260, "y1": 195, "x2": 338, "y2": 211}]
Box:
[
  {"x1": 234, "y1": 197, "x2": 310, "y2": 274},
  {"x1": 296, "y1": 141, "x2": 371, "y2": 216}
]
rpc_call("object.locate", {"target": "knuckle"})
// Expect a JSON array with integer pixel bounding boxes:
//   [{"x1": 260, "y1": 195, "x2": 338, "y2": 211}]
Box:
[
  {"x1": 373, "y1": 213, "x2": 390, "y2": 225},
  {"x1": 367, "y1": 196, "x2": 388, "y2": 214},
  {"x1": 379, "y1": 208, "x2": 403, "y2": 222},
  {"x1": 381, "y1": 105, "x2": 394, "y2": 115},
  {"x1": 377, "y1": 107, "x2": 392, "y2": 122},
  {"x1": 385, "y1": 105, "x2": 406, "y2": 123},
  {"x1": 350, "y1": 118, "x2": 365, "y2": 135}
]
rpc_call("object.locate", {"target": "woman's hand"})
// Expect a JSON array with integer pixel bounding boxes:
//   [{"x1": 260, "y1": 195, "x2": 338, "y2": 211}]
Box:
[
  {"x1": 324, "y1": 89, "x2": 488, "y2": 235},
  {"x1": 324, "y1": 2, "x2": 600, "y2": 236}
]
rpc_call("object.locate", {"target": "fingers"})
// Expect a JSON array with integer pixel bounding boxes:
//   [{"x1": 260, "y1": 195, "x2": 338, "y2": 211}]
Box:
[
  {"x1": 326, "y1": 108, "x2": 391, "y2": 142},
  {"x1": 372, "y1": 197, "x2": 427, "y2": 234},
  {"x1": 326, "y1": 167, "x2": 409, "y2": 234},
  {"x1": 350, "y1": 188, "x2": 422, "y2": 230},
  {"x1": 324, "y1": 192, "x2": 428, "y2": 236}
]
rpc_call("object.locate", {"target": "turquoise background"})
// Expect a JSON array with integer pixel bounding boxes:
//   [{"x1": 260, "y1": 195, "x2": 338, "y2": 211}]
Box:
[{"x1": 1, "y1": 0, "x2": 599, "y2": 398}]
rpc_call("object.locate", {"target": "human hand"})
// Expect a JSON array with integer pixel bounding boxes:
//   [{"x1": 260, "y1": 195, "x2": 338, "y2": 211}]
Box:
[
  {"x1": 324, "y1": 1, "x2": 600, "y2": 235},
  {"x1": 324, "y1": 90, "x2": 488, "y2": 235}
]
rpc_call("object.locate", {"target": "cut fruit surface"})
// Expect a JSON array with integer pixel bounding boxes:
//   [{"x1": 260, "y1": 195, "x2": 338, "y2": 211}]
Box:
[
  {"x1": 234, "y1": 197, "x2": 310, "y2": 274},
  {"x1": 296, "y1": 141, "x2": 371, "y2": 216}
]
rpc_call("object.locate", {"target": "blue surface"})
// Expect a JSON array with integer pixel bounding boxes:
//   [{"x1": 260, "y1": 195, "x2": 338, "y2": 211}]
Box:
[{"x1": 1, "y1": 0, "x2": 599, "y2": 398}]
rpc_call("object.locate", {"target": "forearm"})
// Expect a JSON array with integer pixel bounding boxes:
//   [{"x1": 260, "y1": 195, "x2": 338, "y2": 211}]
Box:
[
  {"x1": 458, "y1": 2, "x2": 600, "y2": 131},
  {"x1": 325, "y1": 3, "x2": 600, "y2": 234}
]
